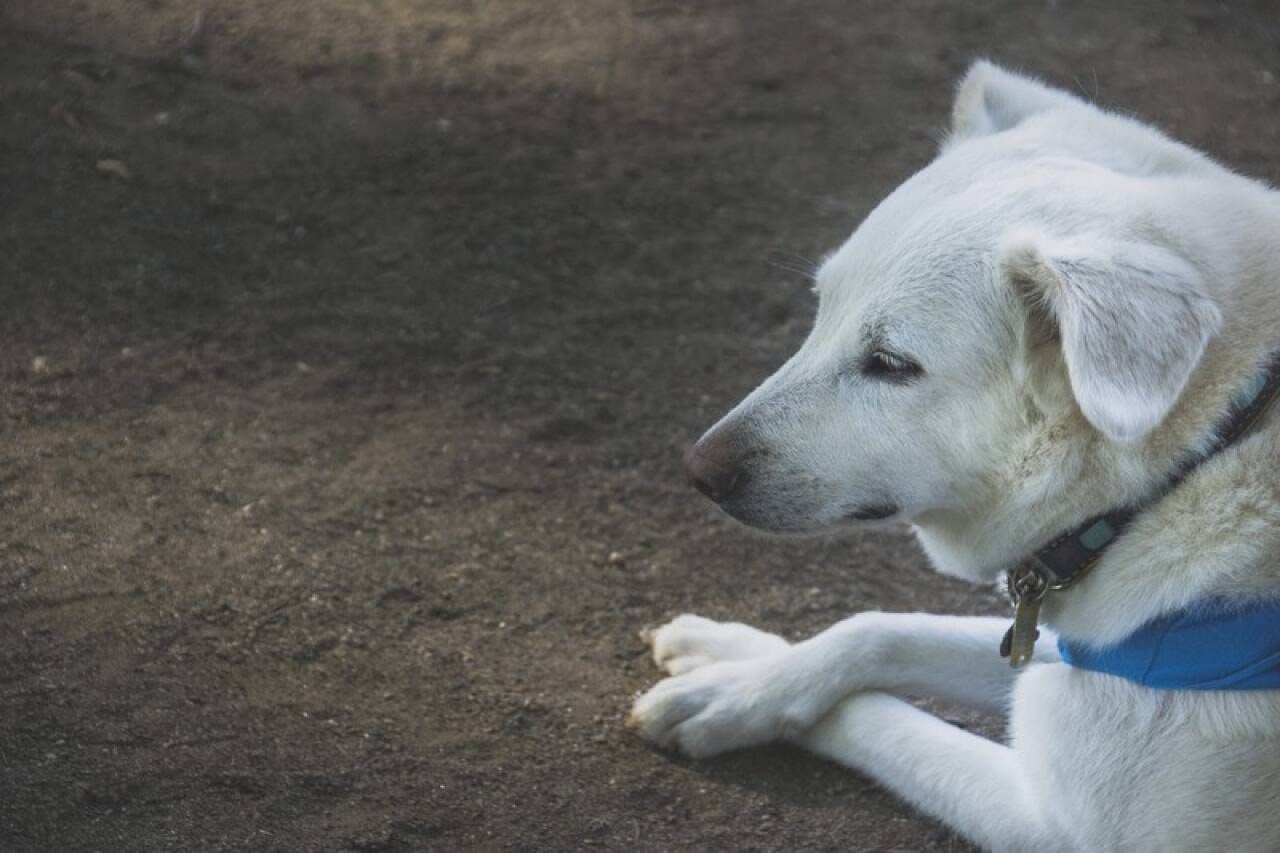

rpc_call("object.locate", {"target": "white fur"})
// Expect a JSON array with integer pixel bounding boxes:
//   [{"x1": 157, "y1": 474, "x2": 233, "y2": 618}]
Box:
[{"x1": 630, "y1": 61, "x2": 1280, "y2": 851}]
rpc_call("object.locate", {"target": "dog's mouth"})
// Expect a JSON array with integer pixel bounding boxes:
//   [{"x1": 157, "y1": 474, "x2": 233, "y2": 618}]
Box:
[
  {"x1": 844, "y1": 504, "x2": 899, "y2": 522},
  {"x1": 716, "y1": 499, "x2": 901, "y2": 534}
]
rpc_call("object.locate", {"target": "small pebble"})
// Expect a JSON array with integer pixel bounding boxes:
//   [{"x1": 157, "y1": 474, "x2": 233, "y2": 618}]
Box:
[{"x1": 96, "y1": 158, "x2": 131, "y2": 179}]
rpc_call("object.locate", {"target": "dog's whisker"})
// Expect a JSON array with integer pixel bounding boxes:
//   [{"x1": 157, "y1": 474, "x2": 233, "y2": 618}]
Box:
[{"x1": 764, "y1": 248, "x2": 821, "y2": 280}]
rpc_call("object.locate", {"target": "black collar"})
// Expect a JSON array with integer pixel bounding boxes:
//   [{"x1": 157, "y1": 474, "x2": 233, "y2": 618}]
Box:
[{"x1": 1001, "y1": 351, "x2": 1280, "y2": 665}]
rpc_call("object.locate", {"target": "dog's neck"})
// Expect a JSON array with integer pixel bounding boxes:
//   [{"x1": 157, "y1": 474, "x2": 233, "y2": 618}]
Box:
[
  {"x1": 1035, "y1": 352, "x2": 1280, "y2": 645},
  {"x1": 1042, "y1": 407, "x2": 1280, "y2": 645},
  {"x1": 914, "y1": 345, "x2": 1280, "y2": 646}
]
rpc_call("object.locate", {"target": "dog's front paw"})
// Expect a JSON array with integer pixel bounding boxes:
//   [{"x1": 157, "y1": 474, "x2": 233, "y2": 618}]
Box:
[
  {"x1": 640, "y1": 613, "x2": 789, "y2": 676},
  {"x1": 628, "y1": 654, "x2": 823, "y2": 758}
]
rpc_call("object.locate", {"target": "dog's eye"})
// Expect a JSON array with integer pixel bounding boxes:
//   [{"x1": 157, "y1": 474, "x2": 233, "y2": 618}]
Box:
[{"x1": 862, "y1": 349, "x2": 923, "y2": 383}]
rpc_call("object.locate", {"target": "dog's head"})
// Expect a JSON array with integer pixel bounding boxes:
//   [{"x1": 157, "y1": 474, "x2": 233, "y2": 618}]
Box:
[{"x1": 686, "y1": 62, "x2": 1251, "y2": 580}]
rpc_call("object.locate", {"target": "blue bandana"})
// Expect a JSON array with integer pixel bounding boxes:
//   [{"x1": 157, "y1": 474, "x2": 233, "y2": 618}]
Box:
[{"x1": 1058, "y1": 600, "x2": 1280, "y2": 690}]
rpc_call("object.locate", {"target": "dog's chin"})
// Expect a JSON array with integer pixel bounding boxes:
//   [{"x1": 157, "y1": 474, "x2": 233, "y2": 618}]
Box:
[{"x1": 716, "y1": 501, "x2": 900, "y2": 536}]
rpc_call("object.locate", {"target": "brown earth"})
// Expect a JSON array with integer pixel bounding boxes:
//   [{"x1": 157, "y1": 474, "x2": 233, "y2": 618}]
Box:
[{"x1": 3, "y1": 2, "x2": 1279, "y2": 850}]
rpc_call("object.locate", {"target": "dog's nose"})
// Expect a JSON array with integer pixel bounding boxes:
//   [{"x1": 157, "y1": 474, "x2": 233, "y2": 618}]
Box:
[{"x1": 683, "y1": 438, "x2": 748, "y2": 503}]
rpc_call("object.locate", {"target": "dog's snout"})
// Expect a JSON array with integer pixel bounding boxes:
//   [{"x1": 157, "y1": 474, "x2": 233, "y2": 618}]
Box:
[{"x1": 683, "y1": 437, "x2": 749, "y2": 503}]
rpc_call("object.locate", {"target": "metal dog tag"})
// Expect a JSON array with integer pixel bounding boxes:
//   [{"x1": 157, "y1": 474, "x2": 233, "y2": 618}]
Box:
[
  {"x1": 1001, "y1": 564, "x2": 1048, "y2": 668},
  {"x1": 1004, "y1": 593, "x2": 1043, "y2": 667}
]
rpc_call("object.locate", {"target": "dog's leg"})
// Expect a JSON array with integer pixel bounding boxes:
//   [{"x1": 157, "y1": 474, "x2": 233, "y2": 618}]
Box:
[
  {"x1": 797, "y1": 692, "x2": 1062, "y2": 853},
  {"x1": 799, "y1": 612, "x2": 1060, "y2": 711},
  {"x1": 634, "y1": 616, "x2": 1066, "y2": 849},
  {"x1": 632, "y1": 612, "x2": 1058, "y2": 756}
]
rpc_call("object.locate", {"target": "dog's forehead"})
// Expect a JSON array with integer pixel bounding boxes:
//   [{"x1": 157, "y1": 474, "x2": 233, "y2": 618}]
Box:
[
  {"x1": 817, "y1": 158, "x2": 1003, "y2": 289},
  {"x1": 811, "y1": 149, "x2": 1048, "y2": 353},
  {"x1": 815, "y1": 213, "x2": 998, "y2": 338}
]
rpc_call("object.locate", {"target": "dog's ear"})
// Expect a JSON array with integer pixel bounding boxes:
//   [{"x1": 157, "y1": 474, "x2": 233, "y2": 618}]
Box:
[
  {"x1": 1000, "y1": 231, "x2": 1222, "y2": 442},
  {"x1": 951, "y1": 61, "x2": 1082, "y2": 140}
]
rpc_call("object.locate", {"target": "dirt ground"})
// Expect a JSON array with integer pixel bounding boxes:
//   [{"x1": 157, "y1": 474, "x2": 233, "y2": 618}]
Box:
[{"x1": 2, "y1": 1, "x2": 1279, "y2": 850}]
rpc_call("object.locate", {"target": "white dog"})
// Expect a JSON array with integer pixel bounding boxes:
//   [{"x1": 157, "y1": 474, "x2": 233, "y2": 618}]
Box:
[{"x1": 629, "y1": 62, "x2": 1280, "y2": 852}]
